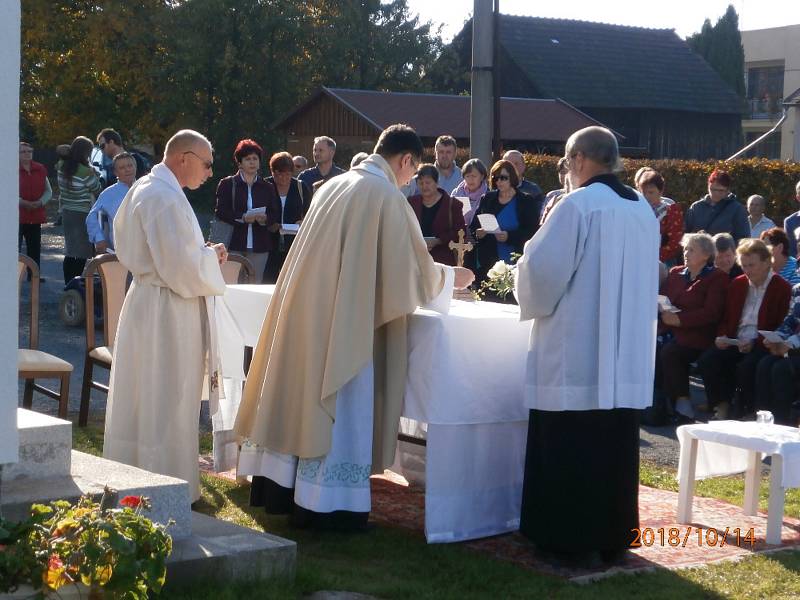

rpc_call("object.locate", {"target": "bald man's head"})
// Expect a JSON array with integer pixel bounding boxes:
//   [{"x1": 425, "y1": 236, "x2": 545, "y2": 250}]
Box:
[
  {"x1": 163, "y1": 129, "x2": 214, "y2": 190},
  {"x1": 164, "y1": 129, "x2": 213, "y2": 158}
]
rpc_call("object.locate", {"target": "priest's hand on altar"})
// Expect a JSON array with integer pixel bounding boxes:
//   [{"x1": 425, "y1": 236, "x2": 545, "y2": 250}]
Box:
[
  {"x1": 454, "y1": 266, "x2": 475, "y2": 289},
  {"x1": 211, "y1": 243, "x2": 228, "y2": 265}
]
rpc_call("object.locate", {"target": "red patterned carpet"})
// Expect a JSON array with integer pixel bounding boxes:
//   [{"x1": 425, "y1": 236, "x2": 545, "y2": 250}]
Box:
[{"x1": 200, "y1": 459, "x2": 800, "y2": 581}]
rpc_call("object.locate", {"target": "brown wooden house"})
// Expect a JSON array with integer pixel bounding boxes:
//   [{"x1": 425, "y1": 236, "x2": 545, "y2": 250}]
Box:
[{"x1": 272, "y1": 87, "x2": 616, "y2": 161}]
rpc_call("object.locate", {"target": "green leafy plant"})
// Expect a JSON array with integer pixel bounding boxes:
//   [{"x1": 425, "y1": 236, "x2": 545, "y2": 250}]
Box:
[
  {"x1": 478, "y1": 257, "x2": 519, "y2": 300},
  {"x1": 0, "y1": 489, "x2": 172, "y2": 598}
]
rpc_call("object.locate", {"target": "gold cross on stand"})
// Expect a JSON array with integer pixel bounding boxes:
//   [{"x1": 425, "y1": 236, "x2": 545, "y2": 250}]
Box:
[
  {"x1": 448, "y1": 229, "x2": 473, "y2": 268},
  {"x1": 449, "y1": 229, "x2": 475, "y2": 301}
]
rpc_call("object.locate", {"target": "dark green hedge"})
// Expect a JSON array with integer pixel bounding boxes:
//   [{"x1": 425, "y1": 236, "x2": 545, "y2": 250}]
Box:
[{"x1": 524, "y1": 155, "x2": 800, "y2": 224}]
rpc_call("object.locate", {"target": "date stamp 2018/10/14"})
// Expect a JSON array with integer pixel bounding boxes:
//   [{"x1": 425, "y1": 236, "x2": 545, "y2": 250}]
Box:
[{"x1": 630, "y1": 527, "x2": 756, "y2": 549}]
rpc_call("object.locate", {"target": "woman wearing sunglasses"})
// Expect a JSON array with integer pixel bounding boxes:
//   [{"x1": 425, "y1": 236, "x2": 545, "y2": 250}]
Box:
[{"x1": 469, "y1": 159, "x2": 542, "y2": 296}]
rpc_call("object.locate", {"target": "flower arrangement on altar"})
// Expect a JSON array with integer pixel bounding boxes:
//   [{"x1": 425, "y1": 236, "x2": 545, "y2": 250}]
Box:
[
  {"x1": 478, "y1": 257, "x2": 519, "y2": 300},
  {"x1": 0, "y1": 489, "x2": 172, "y2": 599}
]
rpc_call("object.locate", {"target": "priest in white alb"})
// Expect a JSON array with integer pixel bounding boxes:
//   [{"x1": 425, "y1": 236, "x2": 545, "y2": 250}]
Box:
[
  {"x1": 103, "y1": 130, "x2": 228, "y2": 503},
  {"x1": 233, "y1": 124, "x2": 474, "y2": 530},
  {"x1": 515, "y1": 126, "x2": 659, "y2": 563}
]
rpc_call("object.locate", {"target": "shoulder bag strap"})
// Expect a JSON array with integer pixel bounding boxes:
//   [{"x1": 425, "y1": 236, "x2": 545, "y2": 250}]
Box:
[
  {"x1": 296, "y1": 179, "x2": 305, "y2": 218},
  {"x1": 703, "y1": 197, "x2": 734, "y2": 232}
]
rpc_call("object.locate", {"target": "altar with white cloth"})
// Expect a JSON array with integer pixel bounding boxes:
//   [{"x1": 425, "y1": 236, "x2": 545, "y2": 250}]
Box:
[{"x1": 215, "y1": 284, "x2": 531, "y2": 543}]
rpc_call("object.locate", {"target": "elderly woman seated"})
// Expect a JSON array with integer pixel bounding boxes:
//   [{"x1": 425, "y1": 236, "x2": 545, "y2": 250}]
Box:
[
  {"x1": 407, "y1": 163, "x2": 466, "y2": 266},
  {"x1": 713, "y1": 232, "x2": 743, "y2": 280},
  {"x1": 697, "y1": 239, "x2": 792, "y2": 420},
  {"x1": 760, "y1": 227, "x2": 800, "y2": 285},
  {"x1": 657, "y1": 233, "x2": 729, "y2": 423},
  {"x1": 756, "y1": 281, "x2": 800, "y2": 424}
]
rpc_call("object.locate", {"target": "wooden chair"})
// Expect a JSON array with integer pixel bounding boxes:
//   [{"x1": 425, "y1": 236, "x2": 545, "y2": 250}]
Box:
[
  {"x1": 221, "y1": 254, "x2": 255, "y2": 285},
  {"x1": 18, "y1": 254, "x2": 73, "y2": 419},
  {"x1": 78, "y1": 254, "x2": 130, "y2": 426}
]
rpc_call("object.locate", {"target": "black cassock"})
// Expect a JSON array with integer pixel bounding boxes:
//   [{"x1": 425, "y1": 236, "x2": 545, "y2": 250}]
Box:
[{"x1": 519, "y1": 408, "x2": 640, "y2": 556}]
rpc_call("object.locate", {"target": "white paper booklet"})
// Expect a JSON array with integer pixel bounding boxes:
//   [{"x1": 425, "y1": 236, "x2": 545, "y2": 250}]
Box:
[
  {"x1": 716, "y1": 336, "x2": 740, "y2": 345},
  {"x1": 454, "y1": 196, "x2": 472, "y2": 218},
  {"x1": 244, "y1": 207, "x2": 266, "y2": 217},
  {"x1": 477, "y1": 213, "x2": 500, "y2": 233},
  {"x1": 758, "y1": 330, "x2": 785, "y2": 344},
  {"x1": 657, "y1": 295, "x2": 681, "y2": 313},
  {"x1": 280, "y1": 223, "x2": 300, "y2": 235}
]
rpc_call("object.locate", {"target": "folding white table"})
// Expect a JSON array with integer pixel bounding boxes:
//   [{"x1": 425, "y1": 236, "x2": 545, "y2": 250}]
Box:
[{"x1": 677, "y1": 421, "x2": 800, "y2": 545}]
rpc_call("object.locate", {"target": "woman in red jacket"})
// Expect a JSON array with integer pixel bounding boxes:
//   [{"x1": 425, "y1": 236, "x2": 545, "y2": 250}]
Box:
[
  {"x1": 697, "y1": 238, "x2": 792, "y2": 419},
  {"x1": 658, "y1": 233, "x2": 728, "y2": 423},
  {"x1": 637, "y1": 168, "x2": 683, "y2": 266},
  {"x1": 407, "y1": 163, "x2": 466, "y2": 266}
]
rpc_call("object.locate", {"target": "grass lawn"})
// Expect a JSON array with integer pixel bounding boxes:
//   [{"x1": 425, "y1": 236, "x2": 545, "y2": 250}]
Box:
[{"x1": 72, "y1": 424, "x2": 800, "y2": 599}]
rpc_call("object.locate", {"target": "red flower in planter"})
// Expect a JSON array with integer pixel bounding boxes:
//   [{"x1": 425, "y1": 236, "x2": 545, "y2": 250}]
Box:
[
  {"x1": 120, "y1": 495, "x2": 143, "y2": 508},
  {"x1": 48, "y1": 554, "x2": 64, "y2": 570}
]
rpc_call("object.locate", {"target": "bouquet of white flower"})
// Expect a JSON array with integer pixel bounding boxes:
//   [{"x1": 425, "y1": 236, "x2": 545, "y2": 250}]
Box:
[{"x1": 478, "y1": 259, "x2": 517, "y2": 300}]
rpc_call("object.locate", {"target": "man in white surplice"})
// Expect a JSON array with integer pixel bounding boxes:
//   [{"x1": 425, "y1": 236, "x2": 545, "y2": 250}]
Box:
[
  {"x1": 234, "y1": 125, "x2": 475, "y2": 530},
  {"x1": 104, "y1": 130, "x2": 228, "y2": 503},
  {"x1": 514, "y1": 126, "x2": 659, "y2": 563}
]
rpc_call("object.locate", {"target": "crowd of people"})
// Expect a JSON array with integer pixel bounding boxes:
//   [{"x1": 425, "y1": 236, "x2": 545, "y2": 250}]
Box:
[
  {"x1": 652, "y1": 170, "x2": 800, "y2": 427},
  {"x1": 18, "y1": 127, "x2": 800, "y2": 431}
]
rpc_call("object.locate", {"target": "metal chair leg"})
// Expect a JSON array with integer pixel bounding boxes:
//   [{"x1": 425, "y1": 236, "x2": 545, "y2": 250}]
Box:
[
  {"x1": 58, "y1": 372, "x2": 70, "y2": 419},
  {"x1": 23, "y1": 379, "x2": 34, "y2": 408},
  {"x1": 79, "y1": 356, "x2": 93, "y2": 427}
]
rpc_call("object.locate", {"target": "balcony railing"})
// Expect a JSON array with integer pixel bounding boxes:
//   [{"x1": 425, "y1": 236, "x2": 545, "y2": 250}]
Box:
[{"x1": 746, "y1": 97, "x2": 783, "y2": 120}]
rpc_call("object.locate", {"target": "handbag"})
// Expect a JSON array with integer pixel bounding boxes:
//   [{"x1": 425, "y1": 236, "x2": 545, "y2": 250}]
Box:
[{"x1": 208, "y1": 176, "x2": 236, "y2": 246}]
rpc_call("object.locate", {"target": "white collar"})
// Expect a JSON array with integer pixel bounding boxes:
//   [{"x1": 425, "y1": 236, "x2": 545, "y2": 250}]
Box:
[
  {"x1": 150, "y1": 162, "x2": 184, "y2": 195},
  {"x1": 353, "y1": 154, "x2": 397, "y2": 188}
]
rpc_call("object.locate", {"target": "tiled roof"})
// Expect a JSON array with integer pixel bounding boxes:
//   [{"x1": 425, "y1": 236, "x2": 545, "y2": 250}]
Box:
[
  {"x1": 497, "y1": 15, "x2": 743, "y2": 114},
  {"x1": 296, "y1": 88, "x2": 614, "y2": 140}
]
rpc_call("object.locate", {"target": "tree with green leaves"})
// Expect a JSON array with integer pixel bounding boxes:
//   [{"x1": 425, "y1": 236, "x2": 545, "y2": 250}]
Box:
[
  {"x1": 20, "y1": 0, "x2": 442, "y2": 169},
  {"x1": 687, "y1": 4, "x2": 745, "y2": 97}
]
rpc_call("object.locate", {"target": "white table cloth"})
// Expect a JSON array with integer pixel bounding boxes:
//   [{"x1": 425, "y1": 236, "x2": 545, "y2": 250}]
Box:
[
  {"x1": 217, "y1": 285, "x2": 531, "y2": 543},
  {"x1": 676, "y1": 421, "x2": 800, "y2": 544}
]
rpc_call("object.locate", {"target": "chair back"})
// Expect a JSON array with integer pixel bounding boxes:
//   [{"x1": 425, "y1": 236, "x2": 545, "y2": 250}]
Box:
[
  {"x1": 221, "y1": 254, "x2": 255, "y2": 285},
  {"x1": 83, "y1": 254, "x2": 130, "y2": 351},
  {"x1": 18, "y1": 254, "x2": 39, "y2": 349}
]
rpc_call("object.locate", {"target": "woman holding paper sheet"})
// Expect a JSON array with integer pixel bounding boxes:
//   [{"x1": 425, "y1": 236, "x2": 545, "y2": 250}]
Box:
[
  {"x1": 407, "y1": 163, "x2": 466, "y2": 266},
  {"x1": 469, "y1": 159, "x2": 542, "y2": 289},
  {"x1": 214, "y1": 139, "x2": 279, "y2": 283},
  {"x1": 657, "y1": 233, "x2": 728, "y2": 423},
  {"x1": 264, "y1": 151, "x2": 313, "y2": 283},
  {"x1": 697, "y1": 239, "x2": 791, "y2": 420}
]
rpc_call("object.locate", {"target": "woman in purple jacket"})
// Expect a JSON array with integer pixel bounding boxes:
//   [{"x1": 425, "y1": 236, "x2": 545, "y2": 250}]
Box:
[{"x1": 214, "y1": 139, "x2": 280, "y2": 283}]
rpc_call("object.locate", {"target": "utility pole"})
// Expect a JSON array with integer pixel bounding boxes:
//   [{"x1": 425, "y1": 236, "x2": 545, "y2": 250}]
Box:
[{"x1": 470, "y1": 0, "x2": 493, "y2": 166}]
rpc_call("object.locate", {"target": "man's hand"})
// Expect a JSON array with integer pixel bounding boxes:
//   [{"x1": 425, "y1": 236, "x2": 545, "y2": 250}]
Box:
[
  {"x1": 453, "y1": 266, "x2": 475, "y2": 290},
  {"x1": 268, "y1": 223, "x2": 281, "y2": 233},
  {"x1": 242, "y1": 214, "x2": 256, "y2": 224},
  {"x1": 737, "y1": 339, "x2": 753, "y2": 354},
  {"x1": 476, "y1": 228, "x2": 487, "y2": 240},
  {"x1": 95, "y1": 241, "x2": 109, "y2": 255},
  {"x1": 212, "y1": 243, "x2": 228, "y2": 265},
  {"x1": 494, "y1": 231, "x2": 509, "y2": 243},
  {"x1": 715, "y1": 337, "x2": 731, "y2": 350},
  {"x1": 254, "y1": 214, "x2": 267, "y2": 225},
  {"x1": 765, "y1": 339, "x2": 791, "y2": 356}
]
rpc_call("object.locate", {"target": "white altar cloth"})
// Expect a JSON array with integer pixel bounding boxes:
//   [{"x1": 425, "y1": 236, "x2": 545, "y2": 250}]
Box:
[{"x1": 218, "y1": 284, "x2": 531, "y2": 543}]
